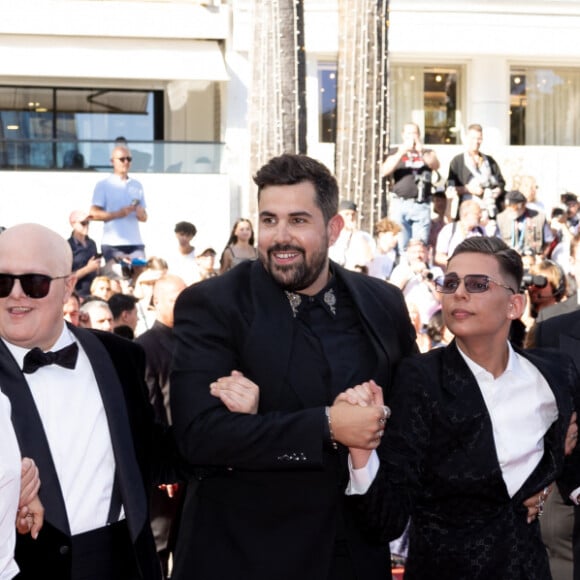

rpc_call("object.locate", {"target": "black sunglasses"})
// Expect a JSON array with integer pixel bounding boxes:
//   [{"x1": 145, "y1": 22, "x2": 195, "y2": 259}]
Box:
[
  {"x1": 435, "y1": 274, "x2": 515, "y2": 295},
  {"x1": 0, "y1": 273, "x2": 69, "y2": 299},
  {"x1": 115, "y1": 156, "x2": 132, "y2": 163}
]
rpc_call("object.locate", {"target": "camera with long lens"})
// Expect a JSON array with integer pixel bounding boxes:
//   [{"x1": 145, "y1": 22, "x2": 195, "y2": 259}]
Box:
[
  {"x1": 414, "y1": 170, "x2": 432, "y2": 203},
  {"x1": 480, "y1": 176, "x2": 499, "y2": 219},
  {"x1": 520, "y1": 272, "x2": 547, "y2": 292}
]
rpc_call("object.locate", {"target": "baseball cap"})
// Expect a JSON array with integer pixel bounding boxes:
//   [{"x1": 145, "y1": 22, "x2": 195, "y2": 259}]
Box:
[
  {"x1": 69, "y1": 209, "x2": 92, "y2": 226},
  {"x1": 505, "y1": 191, "x2": 526, "y2": 205}
]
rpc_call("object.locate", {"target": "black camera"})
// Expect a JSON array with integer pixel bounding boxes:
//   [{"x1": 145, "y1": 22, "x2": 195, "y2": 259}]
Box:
[
  {"x1": 414, "y1": 170, "x2": 432, "y2": 203},
  {"x1": 520, "y1": 273, "x2": 547, "y2": 291},
  {"x1": 480, "y1": 176, "x2": 499, "y2": 219}
]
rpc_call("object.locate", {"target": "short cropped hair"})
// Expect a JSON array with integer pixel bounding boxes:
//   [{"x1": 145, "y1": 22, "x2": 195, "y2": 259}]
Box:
[
  {"x1": 253, "y1": 153, "x2": 338, "y2": 224},
  {"x1": 108, "y1": 293, "x2": 139, "y2": 320},
  {"x1": 174, "y1": 221, "x2": 197, "y2": 237},
  {"x1": 450, "y1": 237, "x2": 523, "y2": 292}
]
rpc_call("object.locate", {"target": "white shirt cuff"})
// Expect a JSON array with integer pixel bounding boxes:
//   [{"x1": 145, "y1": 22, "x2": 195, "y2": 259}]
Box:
[
  {"x1": 569, "y1": 486, "x2": 580, "y2": 505},
  {"x1": 345, "y1": 451, "x2": 380, "y2": 495}
]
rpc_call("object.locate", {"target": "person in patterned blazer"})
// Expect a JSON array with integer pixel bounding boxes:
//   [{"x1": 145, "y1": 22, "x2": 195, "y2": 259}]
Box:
[{"x1": 349, "y1": 237, "x2": 580, "y2": 579}]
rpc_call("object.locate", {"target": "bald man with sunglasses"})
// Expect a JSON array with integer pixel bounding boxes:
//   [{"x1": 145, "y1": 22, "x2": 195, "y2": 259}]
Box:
[{"x1": 0, "y1": 223, "x2": 166, "y2": 580}]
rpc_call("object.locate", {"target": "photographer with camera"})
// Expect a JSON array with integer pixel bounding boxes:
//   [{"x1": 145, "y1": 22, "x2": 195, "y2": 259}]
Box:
[
  {"x1": 447, "y1": 124, "x2": 506, "y2": 219},
  {"x1": 382, "y1": 123, "x2": 440, "y2": 252},
  {"x1": 390, "y1": 238, "x2": 443, "y2": 330},
  {"x1": 496, "y1": 190, "x2": 553, "y2": 256},
  {"x1": 521, "y1": 259, "x2": 567, "y2": 346}
]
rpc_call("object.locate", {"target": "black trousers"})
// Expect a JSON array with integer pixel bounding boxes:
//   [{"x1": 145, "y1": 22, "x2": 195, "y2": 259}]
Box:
[{"x1": 71, "y1": 520, "x2": 140, "y2": 580}]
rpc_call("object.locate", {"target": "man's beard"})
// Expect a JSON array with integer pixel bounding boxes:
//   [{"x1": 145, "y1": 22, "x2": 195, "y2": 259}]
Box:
[{"x1": 260, "y1": 241, "x2": 328, "y2": 293}]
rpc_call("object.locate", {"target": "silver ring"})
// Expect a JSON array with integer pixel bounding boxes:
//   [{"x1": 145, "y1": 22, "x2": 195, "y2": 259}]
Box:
[{"x1": 382, "y1": 405, "x2": 391, "y2": 420}]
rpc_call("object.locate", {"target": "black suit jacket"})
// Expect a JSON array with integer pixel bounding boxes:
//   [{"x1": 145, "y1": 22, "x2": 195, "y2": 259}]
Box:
[
  {"x1": 535, "y1": 293, "x2": 579, "y2": 323},
  {"x1": 170, "y1": 260, "x2": 417, "y2": 580},
  {"x1": 535, "y1": 309, "x2": 580, "y2": 580},
  {"x1": 0, "y1": 326, "x2": 162, "y2": 580},
  {"x1": 353, "y1": 341, "x2": 578, "y2": 579}
]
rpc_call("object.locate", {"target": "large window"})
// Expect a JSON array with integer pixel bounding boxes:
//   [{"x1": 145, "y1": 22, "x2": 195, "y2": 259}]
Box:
[
  {"x1": 0, "y1": 86, "x2": 162, "y2": 169},
  {"x1": 318, "y1": 63, "x2": 338, "y2": 144},
  {"x1": 317, "y1": 63, "x2": 462, "y2": 145},
  {"x1": 389, "y1": 66, "x2": 460, "y2": 145},
  {"x1": 510, "y1": 67, "x2": 580, "y2": 146}
]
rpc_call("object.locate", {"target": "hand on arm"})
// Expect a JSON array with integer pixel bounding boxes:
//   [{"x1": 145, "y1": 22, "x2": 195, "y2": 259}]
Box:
[
  {"x1": 523, "y1": 484, "x2": 551, "y2": 524},
  {"x1": 89, "y1": 204, "x2": 136, "y2": 222},
  {"x1": 210, "y1": 370, "x2": 260, "y2": 414}
]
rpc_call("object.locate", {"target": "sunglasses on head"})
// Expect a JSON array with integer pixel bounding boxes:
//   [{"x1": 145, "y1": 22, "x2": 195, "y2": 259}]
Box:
[
  {"x1": 0, "y1": 273, "x2": 69, "y2": 299},
  {"x1": 116, "y1": 156, "x2": 132, "y2": 163},
  {"x1": 435, "y1": 274, "x2": 515, "y2": 295}
]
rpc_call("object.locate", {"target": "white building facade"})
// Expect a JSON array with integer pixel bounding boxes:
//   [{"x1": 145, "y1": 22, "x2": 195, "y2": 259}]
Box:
[{"x1": 0, "y1": 0, "x2": 579, "y2": 257}]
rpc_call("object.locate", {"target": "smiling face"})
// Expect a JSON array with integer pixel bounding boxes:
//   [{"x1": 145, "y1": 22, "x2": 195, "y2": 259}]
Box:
[
  {"x1": 234, "y1": 220, "x2": 253, "y2": 243},
  {"x1": 0, "y1": 224, "x2": 75, "y2": 350},
  {"x1": 441, "y1": 252, "x2": 523, "y2": 351},
  {"x1": 258, "y1": 181, "x2": 342, "y2": 296}
]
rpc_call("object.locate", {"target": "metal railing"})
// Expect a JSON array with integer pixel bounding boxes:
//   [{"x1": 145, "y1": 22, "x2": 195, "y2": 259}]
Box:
[{"x1": 0, "y1": 140, "x2": 226, "y2": 174}]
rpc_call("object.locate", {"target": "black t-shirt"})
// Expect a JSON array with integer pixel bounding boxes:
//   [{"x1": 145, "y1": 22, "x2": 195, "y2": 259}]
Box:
[{"x1": 389, "y1": 147, "x2": 432, "y2": 199}]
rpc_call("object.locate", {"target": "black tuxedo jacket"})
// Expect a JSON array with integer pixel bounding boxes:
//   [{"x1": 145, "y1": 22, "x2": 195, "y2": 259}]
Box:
[
  {"x1": 170, "y1": 260, "x2": 417, "y2": 580},
  {"x1": 0, "y1": 326, "x2": 162, "y2": 580},
  {"x1": 354, "y1": 341, "x2": 579, "y2": 579}
]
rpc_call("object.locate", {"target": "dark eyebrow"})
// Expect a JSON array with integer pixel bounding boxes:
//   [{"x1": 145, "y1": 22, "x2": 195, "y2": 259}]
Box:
[{"x1": 259, "y1": 210, "x2": 313, "y2": 219}]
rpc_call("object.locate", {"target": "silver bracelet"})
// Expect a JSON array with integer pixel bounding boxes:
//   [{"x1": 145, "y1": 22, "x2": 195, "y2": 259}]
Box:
[{"x1": 325, "y1": 406, "x2": 338, "y2": 450}]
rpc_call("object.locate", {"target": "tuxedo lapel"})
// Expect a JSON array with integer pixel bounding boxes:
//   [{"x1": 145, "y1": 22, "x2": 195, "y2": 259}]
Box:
[
  {"x1": 71, "y1": 327, "x2": 147, "y2": 540},
  {"x1": 0, "y1": 340, "x2": 70, "y2": 535},
  {"x1": 440, "y1": 343, "x2": 508, "y2": 483}
]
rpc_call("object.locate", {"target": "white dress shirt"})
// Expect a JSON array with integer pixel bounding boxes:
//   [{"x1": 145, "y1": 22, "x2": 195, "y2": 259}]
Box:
[
  {"x1": 0, "y1": 392, "x2": 20, "y2": 579},
  {"x1": 3, "y1": 326, "x2": 119, "y2": 535},
  {"x1": 458, "y1": 342, "x2": 558, "y2": 497}
]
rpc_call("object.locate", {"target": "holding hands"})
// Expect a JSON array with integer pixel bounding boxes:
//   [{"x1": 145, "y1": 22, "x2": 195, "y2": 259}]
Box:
[
  {"x1": 17, "y1": 457, "x2": 44, "y2": 539},
  {"x1": 331, "y1": 380, "x2": 389, "y2": 467}
]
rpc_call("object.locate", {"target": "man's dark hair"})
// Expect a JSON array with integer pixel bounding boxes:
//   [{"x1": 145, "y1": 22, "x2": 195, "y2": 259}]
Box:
[
  {"x1": 174, "y1": 221, "x2": 197, "y2": 237},
  {"x1": 253, "y1": 153, "x2": 339, "y2": 224},
  {"x1": 108, "y1": 293, "x2": 139, "y2": 320},
  {"x1": 450, "y1": 237, "x2": 523, "y2": 291}
]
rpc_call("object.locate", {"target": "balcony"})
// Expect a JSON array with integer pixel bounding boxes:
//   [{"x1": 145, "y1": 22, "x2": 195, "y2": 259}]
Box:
[{"x1": 0, "y1": 140, "x2": 226, "y2": 174}]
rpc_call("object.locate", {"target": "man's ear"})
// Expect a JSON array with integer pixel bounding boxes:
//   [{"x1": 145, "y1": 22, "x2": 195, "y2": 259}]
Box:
[
  {"x1": 63, "y1": 274, "x2": 77, "y2": 304},
  {"x1": 508, "y1": 292, "x2": 526, "y2": 320},
  {"x1": 327, "y1": 214, "x2": 344, "y2": 248}
]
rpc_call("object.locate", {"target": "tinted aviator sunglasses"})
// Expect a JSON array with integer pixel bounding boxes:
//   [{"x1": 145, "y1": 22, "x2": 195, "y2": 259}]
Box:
[
  {"x1": 435, "y1": 274, "x2": 515, "y2": 295},
  {"x1": 0, "y1": 273, "x2": 69, "y2": 299},
  {"x1": 116, "y1": 156, "x2": 132, "y2": 163}
]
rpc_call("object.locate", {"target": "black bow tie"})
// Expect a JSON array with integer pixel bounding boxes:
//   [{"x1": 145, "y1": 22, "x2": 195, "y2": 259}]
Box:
[{"x1": 22, "y1": 343, "x2": 79, "y2": 374}]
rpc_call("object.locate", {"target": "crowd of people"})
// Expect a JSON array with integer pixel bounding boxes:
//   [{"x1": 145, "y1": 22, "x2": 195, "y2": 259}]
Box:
[{"x1": 1, "y1": 140, "x2": 580, "y2": 580}]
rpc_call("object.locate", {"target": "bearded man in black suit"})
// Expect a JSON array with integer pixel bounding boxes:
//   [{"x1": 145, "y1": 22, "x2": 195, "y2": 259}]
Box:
[
  {"x1": 0, "y1": 223, "x2": 165, "y2": 580},
  {"x1": 170, "y1": 153, "x2": 418, "y2": 580}
]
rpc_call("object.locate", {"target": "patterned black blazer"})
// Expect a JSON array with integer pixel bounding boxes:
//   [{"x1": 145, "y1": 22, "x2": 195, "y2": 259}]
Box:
[{"x1": 351, "y1": 340, "x2": 579, "y2": 580}]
